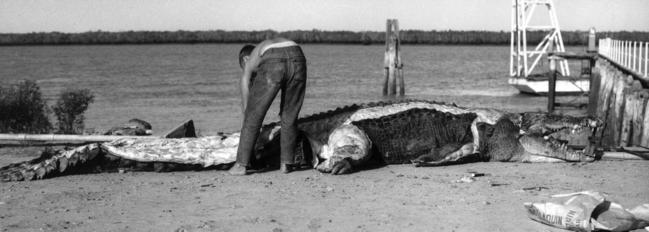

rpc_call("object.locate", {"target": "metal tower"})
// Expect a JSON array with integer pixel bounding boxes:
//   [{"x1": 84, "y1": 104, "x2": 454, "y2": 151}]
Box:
[{"x1": 510, "y1": 0, "x2": 570, "y2": 77}]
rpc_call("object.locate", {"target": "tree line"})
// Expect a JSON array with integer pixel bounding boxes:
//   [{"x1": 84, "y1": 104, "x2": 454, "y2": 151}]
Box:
[
  {"x1": 0, "y1": 81, "x2": 94, "y2": 134},
  {"x1": 0, "y1": 30, "x2": 647, "y2": 46}
]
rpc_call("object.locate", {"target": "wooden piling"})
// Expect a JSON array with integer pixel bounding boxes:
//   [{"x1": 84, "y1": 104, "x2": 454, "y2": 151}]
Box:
[
  {"x1": 640, "y1": 93, "x2": 649, "y2": 147},
  {"x1": 631, "y1": 88, "x2": 647, "y2": 146},
  {"x1": 384, "y1": 19, "x2": 404, "y2": 96},
  {"x1": 597, "y1": 61, "x2": 616, "y2": 147},
  {"x1": 610, "y1": 75, "x2": 626, "y2": 146},
  {"x1": 587, "y1": 68, "x2": 600, "y2": 117},
  {"x1": 620, "y1": 82, "x2": 637, "y2": 147},
  {"x1": 547, "y1": 56, "x2": 558, "y2": 113},
  {"x1": 595, "y1": 62, "x2": 611, "y2": 117},
  {"x1": 587, "y1": 27, "x2": 597, "y2": 53}
]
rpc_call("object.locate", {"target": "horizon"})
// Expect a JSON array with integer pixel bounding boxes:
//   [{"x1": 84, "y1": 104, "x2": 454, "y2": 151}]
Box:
[
  {"x1": 2, "y1": 28, "x2": 649, "y2": 34},
  {"x1": 1, "y1": 0, "x2": 648, "y2": 34}
]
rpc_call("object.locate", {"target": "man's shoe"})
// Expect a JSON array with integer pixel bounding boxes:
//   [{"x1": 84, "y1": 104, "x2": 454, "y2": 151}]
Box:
[
  {"x1": 280, "y1": 163, "x2": 294, "y2": 174},
  {"x1": 228, "y1": 163, "x2": 247, "y2": 176}
]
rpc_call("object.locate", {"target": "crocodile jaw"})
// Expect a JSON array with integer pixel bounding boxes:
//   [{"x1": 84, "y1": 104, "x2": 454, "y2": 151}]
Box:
[{"x1": 518, "y1": 135, "x2": 594, "y2": 162}]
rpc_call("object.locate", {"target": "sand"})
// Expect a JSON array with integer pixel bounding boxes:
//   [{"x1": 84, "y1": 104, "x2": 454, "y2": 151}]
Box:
[{"x1": 1, "y1": 147, "x2": 648, "y2": 232}]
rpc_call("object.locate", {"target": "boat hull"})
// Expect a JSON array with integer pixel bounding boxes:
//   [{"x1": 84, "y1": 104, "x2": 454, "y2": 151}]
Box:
[{"x1": 508, "y1": 76, "x2": 589, "y2": 95}]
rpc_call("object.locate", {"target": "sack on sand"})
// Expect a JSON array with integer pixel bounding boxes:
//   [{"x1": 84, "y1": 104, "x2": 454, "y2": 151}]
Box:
[{"x1": 524, "y1": 191, "x2": 649, "y2": 232}]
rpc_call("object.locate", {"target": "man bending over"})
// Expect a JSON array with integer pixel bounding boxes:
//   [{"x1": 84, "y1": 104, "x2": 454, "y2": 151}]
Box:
[{"x1": 229, "y1": 38, "x2": 307, "y2": 175}]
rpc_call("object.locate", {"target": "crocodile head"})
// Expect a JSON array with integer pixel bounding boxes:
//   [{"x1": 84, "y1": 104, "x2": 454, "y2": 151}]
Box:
[
  {"x1": 485, "y1": 118, "x2": 595, "y2": 162},
  {"x1": 314, "y1": 124, "x2": 372, "y2": 175}
]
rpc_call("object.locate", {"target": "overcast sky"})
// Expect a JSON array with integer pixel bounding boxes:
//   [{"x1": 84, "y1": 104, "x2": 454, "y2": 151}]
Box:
[{"x1": 1, "y1": 0, "x2": 647, "y2": 33}]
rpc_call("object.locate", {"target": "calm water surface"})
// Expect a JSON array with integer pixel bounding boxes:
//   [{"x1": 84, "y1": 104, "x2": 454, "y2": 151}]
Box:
[{"x1": 0, "y1": 44, "x2": 578, "y2": 134}]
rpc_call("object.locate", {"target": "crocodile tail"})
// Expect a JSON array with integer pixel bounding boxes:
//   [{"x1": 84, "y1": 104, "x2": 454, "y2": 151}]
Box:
[
  {"x1": 0, "y1": 144, "x2": 209, "y2": 182},
  {"x1": 0, "y1": 144, "x2": 101, "y2": 182}
]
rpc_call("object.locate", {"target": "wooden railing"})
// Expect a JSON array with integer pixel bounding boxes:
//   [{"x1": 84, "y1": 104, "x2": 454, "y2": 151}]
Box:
[{"x1": 598, "y1": 38, "x2": 648, "y2": 78}]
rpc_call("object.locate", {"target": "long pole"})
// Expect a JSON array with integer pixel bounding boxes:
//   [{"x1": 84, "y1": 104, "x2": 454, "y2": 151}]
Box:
[
  {"x1": 548, "y1": 56, "x2": 557, "y2": 113},
  {"x1": 0, "y1": 134, "x2": 157, "y2": 142}
]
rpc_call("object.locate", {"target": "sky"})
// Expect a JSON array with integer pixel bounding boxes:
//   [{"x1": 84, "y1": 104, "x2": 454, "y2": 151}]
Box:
[{"x1": 1, "y1": 0, "x2": 647, "y2": 33}]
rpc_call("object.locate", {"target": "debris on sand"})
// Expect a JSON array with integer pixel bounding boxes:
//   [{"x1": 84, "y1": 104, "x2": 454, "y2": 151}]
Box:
[
  {"x1": 453, "y1": 171, "x2": 490, "y2": 183},
  {"x1": 467, "y1": 171, "x2": 489, "y2": 177},
  {"x1": 488, "y1": 181, "x2": 508, "y2": 187},
  {"x1": 453, "y1": 176, "x2": 475, "y2": 183},
  {"x1": 522, "y1": 186, "x2": 549, "y2": 191}
]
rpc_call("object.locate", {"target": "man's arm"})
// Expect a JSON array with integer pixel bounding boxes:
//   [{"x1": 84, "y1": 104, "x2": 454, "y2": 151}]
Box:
[{"x1": 240, "y1": 45, "x2": 263, "y2": 114}]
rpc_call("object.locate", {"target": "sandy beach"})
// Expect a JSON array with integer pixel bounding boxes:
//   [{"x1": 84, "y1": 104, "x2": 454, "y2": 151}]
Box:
[{"x1": 1, "y1": 146, "x2": 648, "y2": 232}]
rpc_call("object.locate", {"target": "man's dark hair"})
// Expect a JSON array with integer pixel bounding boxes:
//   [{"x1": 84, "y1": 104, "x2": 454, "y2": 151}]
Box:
[{"x1": 239, "y1": 45, "x2": 255, "y2": 68}]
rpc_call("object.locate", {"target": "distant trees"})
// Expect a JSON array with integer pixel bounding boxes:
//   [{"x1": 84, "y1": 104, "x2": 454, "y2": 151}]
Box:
[
  {"x1": 0, "y1": 30, "x2": 647, "y2": 46},
  {"x1": 52, "y1": 89, "x2": 95, "y2": 134},
  {"x1": 0, "y1": 81, "x2": 95, "y2": 134},
  {"x1": 0, "y1": 81, "x2": 52, "y2": 133}
]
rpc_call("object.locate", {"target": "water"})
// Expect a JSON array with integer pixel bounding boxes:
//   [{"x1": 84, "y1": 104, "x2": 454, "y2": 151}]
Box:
[{"x1": 0, "y1": 44, "x2": 576, "y2": 135}]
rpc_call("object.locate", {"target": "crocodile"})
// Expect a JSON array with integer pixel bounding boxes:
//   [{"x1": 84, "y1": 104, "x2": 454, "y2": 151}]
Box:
[
  {"x1": 0, "y1": 99, "x2": 601, "y2": 181},
  {"x1": 256, "y1": 99, "x2": 601, "y2": 174}
]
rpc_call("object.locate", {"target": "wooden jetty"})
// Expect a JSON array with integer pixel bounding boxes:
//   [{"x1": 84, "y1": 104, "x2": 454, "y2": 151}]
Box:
[{"x1": 595, "y1": 37, "x2": 649, "y2": 154}]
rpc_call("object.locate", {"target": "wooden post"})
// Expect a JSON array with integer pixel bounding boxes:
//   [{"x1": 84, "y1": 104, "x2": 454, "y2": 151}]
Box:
[
  {"x1": 631, "y1": 87, "x2": 646, "y2": 146},
  {"x1": 642, "y1": 93, "x2": 649, "y2": 147},
  {"x1": 383, "y1": 20, "x2": 392, "y2": 96},
  {"x1": 587, "y1": 27, "x2": 597, "y2": 53},
  {"x1": 548, "y1": 56, "x2": 558, "y2": 113},
  {"x1": 588, "y1": 67, "x2": 600, "y2": 117},
  {"x1": 384, "y1": 19, "x2": 404, "y2": 96},
  {"x1": 395, "y1": 20, "x2": 404, "y2": 96},
  {"x1": 587, "y1": 31, "x2": 598, "y2": 116}
]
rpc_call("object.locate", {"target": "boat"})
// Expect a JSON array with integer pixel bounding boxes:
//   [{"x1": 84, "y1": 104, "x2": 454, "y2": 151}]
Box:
[{"x1": 508, "y1": 73, "x2": 590, "y2": 95}]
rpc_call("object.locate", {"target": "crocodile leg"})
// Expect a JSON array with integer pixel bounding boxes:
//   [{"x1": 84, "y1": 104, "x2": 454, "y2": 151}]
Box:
[{"x1": 412, "y1": 143, "x2": 475, "y2": 167}]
